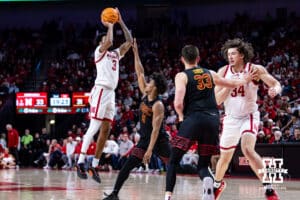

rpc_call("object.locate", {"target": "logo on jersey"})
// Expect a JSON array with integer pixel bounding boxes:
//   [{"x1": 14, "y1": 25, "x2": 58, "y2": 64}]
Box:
[{"x1": 140, "y1": 102, "x2": 152, "y2": 123}]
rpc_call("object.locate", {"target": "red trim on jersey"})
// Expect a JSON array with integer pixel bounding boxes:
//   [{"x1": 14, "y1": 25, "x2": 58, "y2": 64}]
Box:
[
  {"x1": 91, "y1": 117, "x2": 113, "y2": 123},
  {"x1": 94, "y1": 88, "x2": 103, "y2": 118},
  {"x1": 220, "y1": 145, "x2": 237, "y2": 150},
  {"x1": 94, "y1": 51, "x2": 107, "y2": 64},
  {"x1": 247, "y1": 62, "x2": 252, "y2": 72},
  {"x1": 223, "y1": 65, "x2": 229, "y2": 77},
  {"x1": 241, "y1": 114, "x2": 256, "y2": 135},
  {"x1": 230, "y1": 63, "x2": 247, "y2": 74}
]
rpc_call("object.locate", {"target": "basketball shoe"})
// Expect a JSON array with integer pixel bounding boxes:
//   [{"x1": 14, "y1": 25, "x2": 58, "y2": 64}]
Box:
[
  {"x1": 76, "y1": 163, "x2": 88, "y2": 179},
  {"x1": 202, "y1": 177, "x2": 214, "y2": 200},
  {"x1": 214, "y1": 180, "x2": 226, "y2": 200},
  {"x1": 88, "y1": 166, "x2": 101, "y2": 183},
  {"x1": 265, "y1": 189, "x2": 280, "y2": 200},
  {"x1": 103, "y1": 192, "x2": 119, "y2": 200}
]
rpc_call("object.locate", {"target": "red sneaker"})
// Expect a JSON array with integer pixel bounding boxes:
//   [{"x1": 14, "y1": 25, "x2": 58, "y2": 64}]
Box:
[
  {"x1": 214, "y1": 181, "x2": 226, "y2": 200},
  {"x1": 265, "y1": 189, "x2": 280, "y2": 200}
]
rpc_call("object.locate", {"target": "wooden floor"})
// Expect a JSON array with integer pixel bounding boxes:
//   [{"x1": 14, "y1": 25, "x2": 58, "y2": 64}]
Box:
[{"x1": 0, "y1": 169, "x2": 299, "y2": 200}]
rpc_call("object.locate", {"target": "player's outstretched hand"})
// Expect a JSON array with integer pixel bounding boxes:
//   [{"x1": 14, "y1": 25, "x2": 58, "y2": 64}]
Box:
[
  {"x1": 115, "y1": 7, "x2": 124, "y2": 24},
  {"x1": 132, "y1": 38, "x2": 138, "y2": 54}
]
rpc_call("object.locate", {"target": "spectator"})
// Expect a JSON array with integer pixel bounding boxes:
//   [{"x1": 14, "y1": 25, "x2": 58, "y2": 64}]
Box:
[
  {"x1": 6, "y1": 124, "x2": 19, "y2": 168},
  {"x1": 272, "y1": 130, "x2": 283, "y2": 144},
  {"x1": 256, "y1": 130, "x2": 267, "y2": 143},
  {"x1": 291, "y1": 127, "x2": 300, "y2": 142},
  {"x1": 0, "y1": 133, "x2": 7, "y2": 148},
  {"x1": 20, "y1": 129, "x2": 33, "y2": 166},
  {"x1": 117, "y1": 134, "x2": 133, "y2": 169},
  {"x1": 0, "y1": 148, "x2": 16, "y2": 169}
]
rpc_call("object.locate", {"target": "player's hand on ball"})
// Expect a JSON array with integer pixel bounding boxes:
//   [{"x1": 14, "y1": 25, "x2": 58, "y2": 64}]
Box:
[{"x1": 101, "y1": 19, "x2": 113, "y2": 27}]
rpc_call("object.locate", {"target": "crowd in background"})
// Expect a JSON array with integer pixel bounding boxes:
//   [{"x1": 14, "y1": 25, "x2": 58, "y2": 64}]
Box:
[{"x1": 0, "y1": 13, "x2": 299, "y2": 171}]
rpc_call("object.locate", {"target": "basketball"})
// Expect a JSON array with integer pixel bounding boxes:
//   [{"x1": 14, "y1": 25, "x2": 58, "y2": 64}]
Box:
[{"x1": 101, "y1": 7, "x2": 119, "y2": 24}]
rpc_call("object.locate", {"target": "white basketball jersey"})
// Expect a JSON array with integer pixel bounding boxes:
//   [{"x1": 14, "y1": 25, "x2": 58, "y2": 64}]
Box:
[
  {"x1": 223, "y1": 63, "x2": 258, "y2": 117},
  {"x1": 94, "y1": 46, "x2": 123, "y2": 90}
]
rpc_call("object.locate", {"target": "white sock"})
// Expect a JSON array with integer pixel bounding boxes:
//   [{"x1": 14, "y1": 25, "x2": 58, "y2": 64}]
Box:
[
  {"x1": 77, "y1": 119, "x2": 101, "y2": 164},
  {"x1": 92, "y1": 158, "x2": 100, "y2": 168},
  {"x1": 264, "y1": 184, "x2": 273, "y2": 190},
  {"x1": 214, "y1": 180, "x2": 221, "y2": 188},
  {"x1": 78, "y1": 153, "x2": 86, "y2": 164},
  {"x1": 165, "y1": 194, "x2": 171, "y2": 200}
]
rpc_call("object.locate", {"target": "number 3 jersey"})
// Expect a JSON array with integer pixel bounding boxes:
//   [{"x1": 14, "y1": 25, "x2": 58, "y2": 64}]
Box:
[
  {"x1": 223, "y1": 63, "x2": 258, "y2": 118},
  {"x1": 94, "y1": 45, "x2": 123, "y2": 90},
  {"x1": 183, "y1": 66, "x2": 218, "y2": 116}
]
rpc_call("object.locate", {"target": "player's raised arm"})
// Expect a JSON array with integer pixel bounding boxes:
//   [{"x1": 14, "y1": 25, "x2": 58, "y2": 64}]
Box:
[
  {"x1": 132, "y1": 38, "x2": 146, "y2": 94},
  {"x1": 253, "y1": 64, "x2": 282, "y2": 98},
  {"x1": 99, "y1": 21, "x2": 114, "y2": 53},
  {"x1": 116, "y1": 8, "x2": 133, "y2": 57},
  {"x1": 210, "y1": 70, "x2": 253, "y2": 88}
]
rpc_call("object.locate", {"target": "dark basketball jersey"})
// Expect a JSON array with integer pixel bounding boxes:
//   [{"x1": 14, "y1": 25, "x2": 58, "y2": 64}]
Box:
[
  {"x1": 183, "y1": 66, "x2": 218, "y2": 116},
  {"x1": 139, "y1": 96, "x2": 167, "y2": 142}
]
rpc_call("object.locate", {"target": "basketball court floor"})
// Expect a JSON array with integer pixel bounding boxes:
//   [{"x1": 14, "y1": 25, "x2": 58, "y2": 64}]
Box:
[{"x1": 0, "y1": 169, "x2": 299, "y2": 200}]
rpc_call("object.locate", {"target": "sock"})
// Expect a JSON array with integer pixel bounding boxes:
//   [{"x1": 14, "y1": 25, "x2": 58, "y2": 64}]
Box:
[
  {"x1": 92, "y1": 158, "x2": 99, "y2": 168},
  {"x1": 263, "y1": 183, "x2": 273, "y2": 190},
  {"x1": 165, "y1": 194, "x2": 171, "y2": 200},
  {"x1": 77, "y1": 119, "x2": 101, "y2": 164},
  {"x1": 214, "y1": 180, "x2": 221, "y2": 188},
  {"x1": 78, "y1": 153, "x2": 86, "y2": 164}
]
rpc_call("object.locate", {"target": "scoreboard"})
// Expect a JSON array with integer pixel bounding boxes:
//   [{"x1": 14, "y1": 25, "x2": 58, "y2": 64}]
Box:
[{"x1": 16, "y1": 92, "x2": 90, "y2": 114}]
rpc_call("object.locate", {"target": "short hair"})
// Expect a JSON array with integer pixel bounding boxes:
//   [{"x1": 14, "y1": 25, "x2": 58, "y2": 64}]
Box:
[
  {"x1": 151, "y1": 72, "x2": 167, "y2": 95},
  {"x1": 221, "y1": 38, "x2": 254, "y2": 63},
  {"x1": 181, "y1": 45, "x2": 199, "y2": 64},
  {"x1": 95, "y1": 32, "x2": 106, "y2": 44}
]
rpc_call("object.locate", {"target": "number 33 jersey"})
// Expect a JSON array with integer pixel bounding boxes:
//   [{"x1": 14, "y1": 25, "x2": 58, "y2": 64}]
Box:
[{"x1": 223, "y1": 63, "x2": 258, "y2": 118}]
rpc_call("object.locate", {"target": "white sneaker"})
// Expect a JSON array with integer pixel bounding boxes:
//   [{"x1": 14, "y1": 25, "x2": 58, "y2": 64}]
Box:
[{"x1": 202, "y1": 177, "x2": 214, "y2": 200}]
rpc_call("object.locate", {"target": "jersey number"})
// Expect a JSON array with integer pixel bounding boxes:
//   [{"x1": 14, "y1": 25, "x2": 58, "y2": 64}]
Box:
[
  {"x1": 231, "y1": 85, "x2": 245, "y2": 97},
  {"x1": 194, "y1": 74, "x2": 213, "y2": 90},
  {"x1": 112, "y1": 60, "x2": 117, "y2": 71}
]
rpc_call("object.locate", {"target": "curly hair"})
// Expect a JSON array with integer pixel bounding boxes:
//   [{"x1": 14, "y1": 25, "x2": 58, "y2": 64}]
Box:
[
  {"x1": 221, "y1": 38, "x2": 254, "y2": 63},
  {"x1": 151, "y1": 72, "x2": 167, "y2": 95}
]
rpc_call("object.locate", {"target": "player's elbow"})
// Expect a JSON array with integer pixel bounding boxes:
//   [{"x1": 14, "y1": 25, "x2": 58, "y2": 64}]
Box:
[{"x1": 174, "y1": 101, "x2": 183, "y2": 111}]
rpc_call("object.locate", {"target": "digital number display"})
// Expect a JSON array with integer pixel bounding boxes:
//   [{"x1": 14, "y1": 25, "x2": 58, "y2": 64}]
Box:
[
  {"x1": 72, "y1": 92, "x2": 90, "y2": 107},
  {"x1": 49, "y1": 93, "x2": 71, "y2": 107}
]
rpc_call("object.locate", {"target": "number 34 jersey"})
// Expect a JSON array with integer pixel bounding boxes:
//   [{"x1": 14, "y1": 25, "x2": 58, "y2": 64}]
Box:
[{"x1": 223, "y1": 63, "x2": 258, "y2": 118}]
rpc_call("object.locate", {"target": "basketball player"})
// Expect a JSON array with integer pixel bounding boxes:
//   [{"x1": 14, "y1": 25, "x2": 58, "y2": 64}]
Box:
[
  {"x1": 103, "y1": 38, "x2": 171, "y2": 200},
  {"x1": 76, "y1": 8, "x2": 132, "y2": 183},
  {"x1": 165, "y1": 45, "x2": 253, "y2": 200},
  {"x1": 213, "y1": 38, "x2": 281, "y2": 200}
]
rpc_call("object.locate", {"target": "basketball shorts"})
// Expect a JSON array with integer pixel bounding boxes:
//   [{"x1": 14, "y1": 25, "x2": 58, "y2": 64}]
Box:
[
  {"x1": 89, "y1": 85, "x2": 115, "y2": 122},
  {"x1": 220, "y1": 111, "x2": 260, "y2": 152},
  {"x1": 171, "y1": 111, "x2": 219, "y2": 156}
]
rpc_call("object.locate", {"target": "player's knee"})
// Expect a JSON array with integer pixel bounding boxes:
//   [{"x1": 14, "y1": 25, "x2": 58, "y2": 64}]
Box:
[{"x1": 241, "y1": 146, "x2": 255, "y2": 158}]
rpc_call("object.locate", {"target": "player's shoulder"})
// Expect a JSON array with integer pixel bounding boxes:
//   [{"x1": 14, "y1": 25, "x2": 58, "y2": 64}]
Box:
[
  {"x1": 217, "y1": 65, "x2": 230, "y2": 76},
  {"x1": 250, "y1": 63, "x2": 267, "y2": 73}
]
